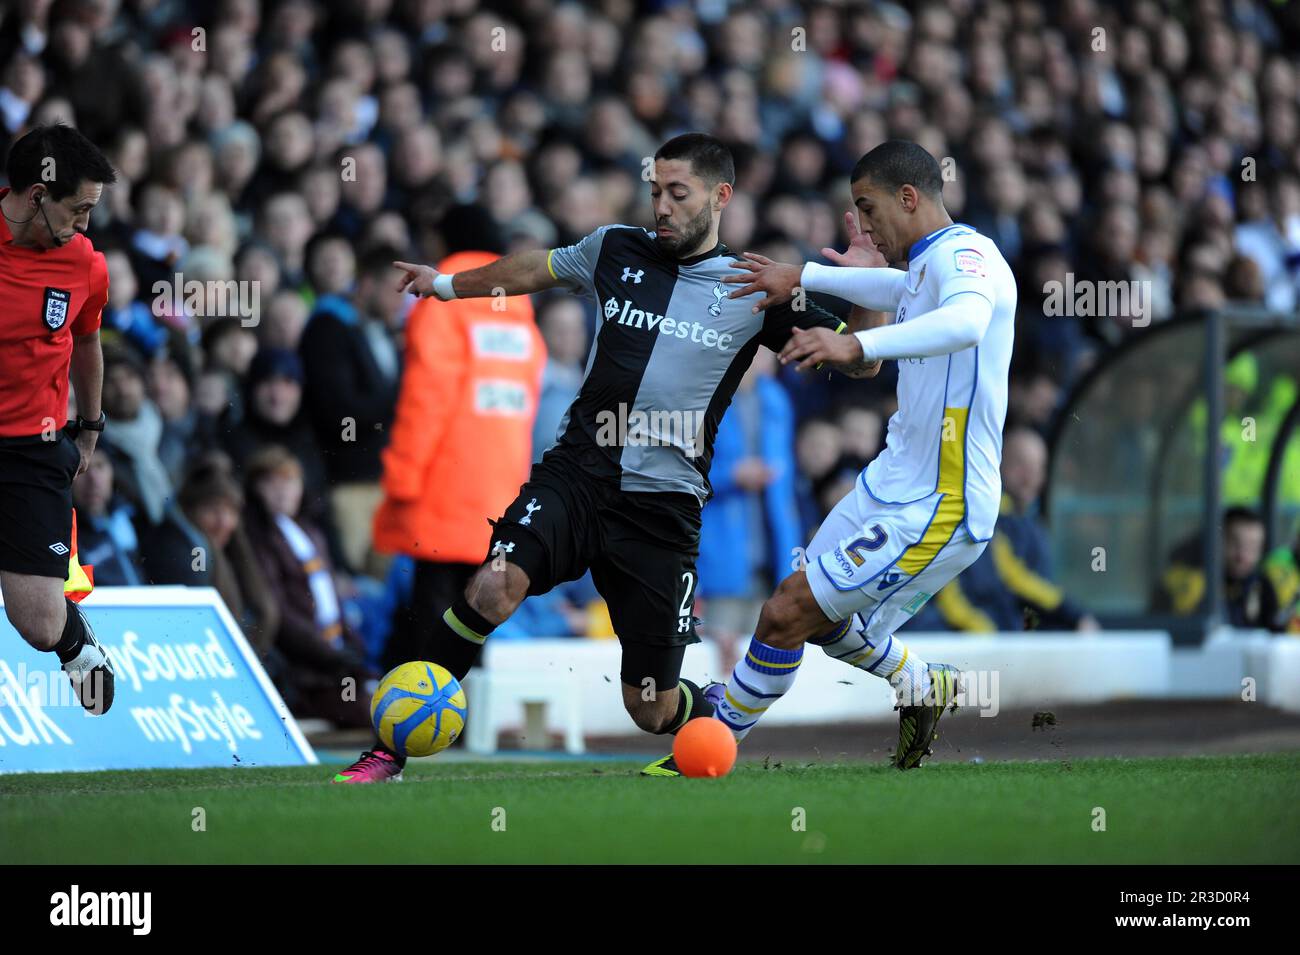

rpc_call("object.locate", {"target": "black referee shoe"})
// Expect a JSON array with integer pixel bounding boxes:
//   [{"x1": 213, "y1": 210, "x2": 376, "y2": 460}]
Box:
[{"x1": 61, "y1": 602, "x2": 115, "y2": 715}]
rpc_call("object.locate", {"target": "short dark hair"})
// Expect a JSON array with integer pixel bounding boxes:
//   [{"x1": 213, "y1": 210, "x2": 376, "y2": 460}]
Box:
[
  {"x1": 305, "y1": 229, "x2": 353, "y2": 268},
  {"x1": 654, "y1": 133, "x2": 735, "y2": 188},
  {"x1": 1223, "y1": 506, "x2": 1264, "y2": 529},
  {"x1": 5, "y1": 123, "x2": 117, "y2": 199},
  {"x1": 440, "y1": 202, "x2": 505, "y2": 256},
  {"x1": 101, "y1": 341, "x2": 147, "y2": 381},
  {"x1": 358, "y1": 244, "x2": 404, "y2": 278},
  {"x1": 850, "y1": 140, "x2": 943, "y2": 199}
]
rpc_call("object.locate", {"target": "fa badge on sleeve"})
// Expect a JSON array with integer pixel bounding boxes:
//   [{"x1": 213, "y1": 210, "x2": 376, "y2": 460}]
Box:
[{"x1": 43, "y1": 287, "x2": 72, "y2": 331}]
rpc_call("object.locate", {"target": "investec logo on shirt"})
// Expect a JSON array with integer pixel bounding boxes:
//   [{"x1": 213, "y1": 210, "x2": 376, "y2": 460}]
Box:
[{"x1": 603, "y1": 297, "x2": 734, "y2": 351}]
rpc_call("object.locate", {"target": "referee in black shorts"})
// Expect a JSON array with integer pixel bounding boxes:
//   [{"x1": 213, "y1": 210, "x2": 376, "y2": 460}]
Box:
[
  {"x1": 0, "y1": 124, "x2": 117, "y2": 714},
  {"x1": 336, "y1": 133, "x2": 876, "y2": 783}
]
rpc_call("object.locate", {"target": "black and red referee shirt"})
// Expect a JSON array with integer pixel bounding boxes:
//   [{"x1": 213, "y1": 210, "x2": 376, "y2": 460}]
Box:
[{"x1": 0, "y1": 186, "x2": 109, "y2": 438}]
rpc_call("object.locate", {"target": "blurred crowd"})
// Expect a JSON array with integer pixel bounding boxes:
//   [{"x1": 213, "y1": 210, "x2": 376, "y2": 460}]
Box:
[{"x1": 4, "y1": 0, "x2": 1300, "y2": 718}]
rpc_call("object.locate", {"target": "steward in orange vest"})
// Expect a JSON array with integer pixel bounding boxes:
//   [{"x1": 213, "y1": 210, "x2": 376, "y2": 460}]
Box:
[{"x1": 373, "y1": 250, "x2": 545, "y2": 560}]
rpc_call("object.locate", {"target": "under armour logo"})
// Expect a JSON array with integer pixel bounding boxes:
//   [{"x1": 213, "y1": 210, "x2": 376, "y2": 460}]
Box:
[
  {"x1": 491, "y1": 540, "x2": 515, "y2": 557},
  {"x1": 709, "y1": 281, "x2": 726, "y2": 316},
  {"x1": 48, "y1": 542, "x2": 69, "y2": 556},
  {"x1": 621, "y1": 267, "x2": 644, "y2": 284},
  {"x1": 520, "y1": 498, "x2": 541, "y2": 526}
]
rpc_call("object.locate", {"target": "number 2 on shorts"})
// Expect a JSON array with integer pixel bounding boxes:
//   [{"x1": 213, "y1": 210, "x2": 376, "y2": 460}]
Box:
[{"x1": 677, "y1": 571, "x2": 695, "y2": 633}]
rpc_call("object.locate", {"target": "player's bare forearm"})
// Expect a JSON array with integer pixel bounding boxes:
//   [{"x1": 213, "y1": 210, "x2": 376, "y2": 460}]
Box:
[
  {"x1": 446, "y1": 249, "x2": 559, "y2": 297},
  {"x1": 832, "y1": 355, "x2": 878, "y2": 379},
  {"x1": 69, "y1": 330, "x2": 103, "y2": 420},
  {"x1": 68, "y1": 330, "x2": 103, "y2": 474},
  {"x1": 393, "y1": 249, "x2": 559, "y2": 299},
  {"x1": 838, "y1": 306, "x2": 886, "y2": 378}
]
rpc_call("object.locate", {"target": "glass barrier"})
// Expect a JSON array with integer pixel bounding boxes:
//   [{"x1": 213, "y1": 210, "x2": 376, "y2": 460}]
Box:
[
  {"x1": 1047, "y1": 314, "x2": 1300, "y2": 619},
  {"x1": 1048, "y1": 320, "x2": 1206, "y2": 614}
]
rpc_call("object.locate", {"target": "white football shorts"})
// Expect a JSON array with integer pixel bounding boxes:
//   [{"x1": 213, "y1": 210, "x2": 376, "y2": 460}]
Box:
[{"x1": 805, "y1": 474, "x2": 988, "y2": 637}]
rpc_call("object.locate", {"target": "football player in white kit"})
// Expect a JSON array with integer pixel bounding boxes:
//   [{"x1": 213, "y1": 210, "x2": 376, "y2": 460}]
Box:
[{"x1": 718, "y1": 140, "x2": 1016, "y2": 768}]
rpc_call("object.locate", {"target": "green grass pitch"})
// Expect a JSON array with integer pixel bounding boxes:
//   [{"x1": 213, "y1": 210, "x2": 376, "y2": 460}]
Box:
[{"x1": 3, "y1": 753, "x2": 1297, "y2": 864}]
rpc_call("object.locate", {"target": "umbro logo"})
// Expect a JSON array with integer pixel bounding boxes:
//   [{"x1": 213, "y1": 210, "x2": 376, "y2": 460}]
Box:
[
  {"x1": 48, "y1": 542, "x2": 69, "y2": 556},
  {"x1": 621, "y1": 267, "x2": 644, "y2": 284}
]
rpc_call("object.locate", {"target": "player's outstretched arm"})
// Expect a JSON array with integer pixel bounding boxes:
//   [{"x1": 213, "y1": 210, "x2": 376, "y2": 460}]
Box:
[
  {"x1": 393, "y1": 249, "x2": 560, "y2": 300},
  {"x1": 798, "y1": 262, "x2": 907, "y2": 312},
  {"x1": 803, "y1": 211, "x2": 907, "y2": 310},
  {"x1": 780, "y1": 292, "x2": 994, "y2": 371}
]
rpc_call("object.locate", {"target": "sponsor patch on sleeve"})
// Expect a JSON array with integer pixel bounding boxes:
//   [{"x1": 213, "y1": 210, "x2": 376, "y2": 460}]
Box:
[
  {"x1": 902, "y1": 591, "x2": 933, "y2": 616},
  {"x1": 952, "y1": 248, "x2": 987, "y2": 278}
]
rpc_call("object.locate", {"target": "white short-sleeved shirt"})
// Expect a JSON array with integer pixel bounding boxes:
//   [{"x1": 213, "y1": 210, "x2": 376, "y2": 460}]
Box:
[{"x1": 861, "y1": 224, "x2": 1016, "y2": 542}]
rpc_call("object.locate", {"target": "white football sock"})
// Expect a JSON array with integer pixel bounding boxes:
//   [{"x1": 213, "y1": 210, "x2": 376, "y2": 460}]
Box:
[
  {"x1": 812, "y1": 613, "x2": 931, "y2": 703},
  {"x1": 715, "y1": 636, "x2": 803, "y2": 741}
]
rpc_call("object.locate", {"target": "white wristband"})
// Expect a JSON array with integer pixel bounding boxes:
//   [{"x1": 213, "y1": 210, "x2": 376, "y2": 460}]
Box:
[{"x1": 432, "y1": 273, "x2": 458, "y2": 300}]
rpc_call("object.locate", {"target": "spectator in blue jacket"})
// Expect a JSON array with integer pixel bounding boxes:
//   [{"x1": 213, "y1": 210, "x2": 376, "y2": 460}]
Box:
[
  {"x1": 102, "y1": 246, "x2": 169, "y2": 358},
  {"x1": 932, "y1": 426, "x2": 1099, "y2": 632},
  {"x1": 698, "y1": 351, "x2": 802, "y2": 667}
]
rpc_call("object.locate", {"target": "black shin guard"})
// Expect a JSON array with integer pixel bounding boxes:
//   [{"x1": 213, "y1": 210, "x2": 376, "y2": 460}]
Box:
[{"x1": 426, "y1": 598, "x2": 496, "y2": 681}]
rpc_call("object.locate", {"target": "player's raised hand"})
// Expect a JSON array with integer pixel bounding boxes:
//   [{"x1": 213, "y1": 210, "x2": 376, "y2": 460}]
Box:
[
  {"x1": 820, "y1": 211, "x2": 888, "y2": 268},
  {"x1": 779, "y1": 326, "x2": 865, "y2": 372},
  {"x1": 393, "y1": 260, "x2": 439, "y2": 297},
  {"x1": 723, "y1": 252, "x2": 803, "y2": 313}
]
